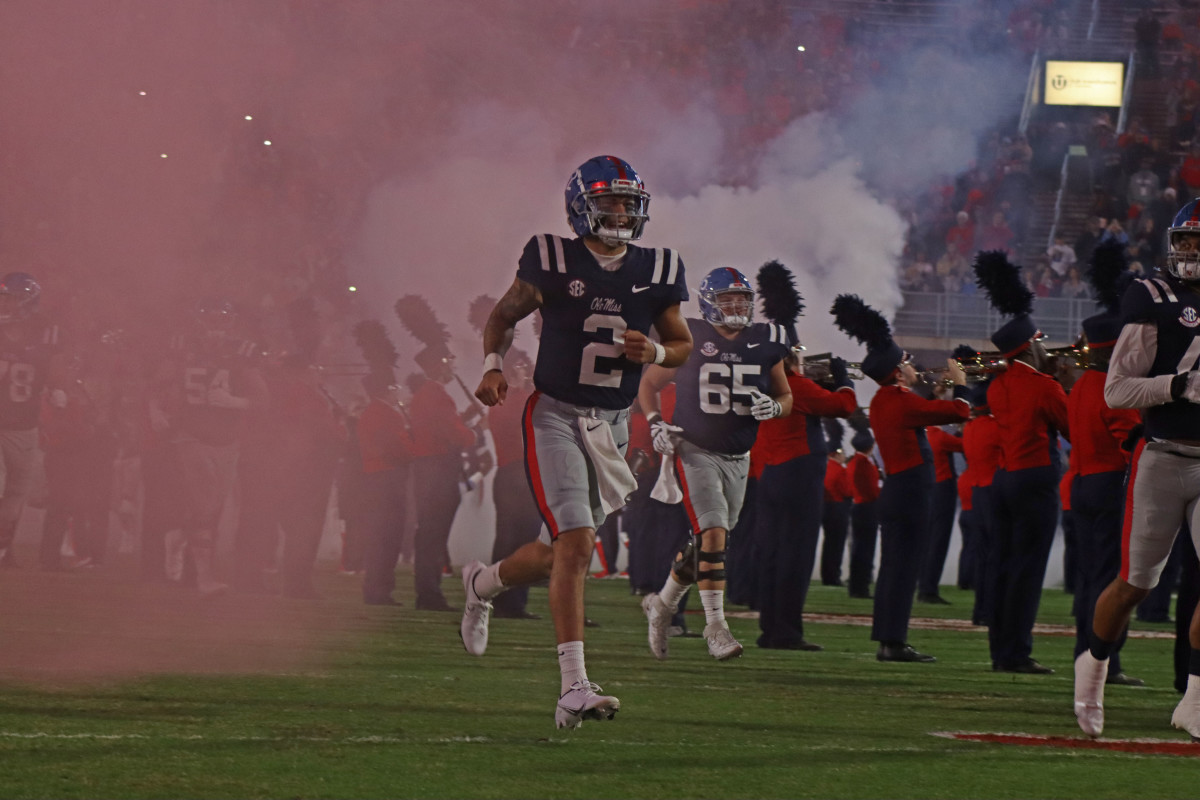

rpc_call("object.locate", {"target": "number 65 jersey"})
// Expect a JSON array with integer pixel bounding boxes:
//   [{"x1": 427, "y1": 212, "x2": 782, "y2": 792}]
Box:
[
  {"x1": 671, "y1": 317, "x2": 791, "y2": 455},
  {"x1": 517, "y1": 234, "x2": 688, "y2": 411}
]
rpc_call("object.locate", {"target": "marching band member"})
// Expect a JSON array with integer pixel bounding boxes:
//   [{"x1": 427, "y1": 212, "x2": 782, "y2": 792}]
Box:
[
  {"x1": 973, "y1": 251, "x2": 1070, "y2": 675},
  {"x1": 832, "y1": 295, "x2": 968, "y2": 663}
]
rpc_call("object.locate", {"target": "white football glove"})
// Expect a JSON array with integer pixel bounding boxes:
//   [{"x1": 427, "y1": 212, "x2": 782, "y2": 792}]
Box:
[
  {"x1": 649, "y1": 417, "x2": 684, "y2": 456},
  {"x1": 749, "y1": 389, "x2": 783, "y2": 421}
]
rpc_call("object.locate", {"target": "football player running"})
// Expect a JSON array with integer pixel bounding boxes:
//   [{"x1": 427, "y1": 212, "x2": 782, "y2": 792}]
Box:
[
  {"x1": 464, "y1": 155, "x2": 692, "y2": 729},
  {"x1": 0, "y1": 273, "x2": 65, "y2": 567},
  {"x1": 1076, "y1": 198, "x2": 1200, "y2": 739},
  {"x1": 638, "y1": 267, "x2": 792, "y2": 661}
]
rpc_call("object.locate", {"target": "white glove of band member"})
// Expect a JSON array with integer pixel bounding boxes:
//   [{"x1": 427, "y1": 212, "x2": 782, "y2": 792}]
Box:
[
  {"x1": 649, "y1": 417, "x2": 684, "y2": 455},
  {"x1": 749, "y1": 389, "x2": 783, "y2": 421}
]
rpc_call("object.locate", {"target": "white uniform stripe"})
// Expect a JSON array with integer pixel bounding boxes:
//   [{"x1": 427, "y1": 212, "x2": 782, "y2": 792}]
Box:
[
  {"x1": 651, "y1": 249, "x2": 664, "y2": 284},
  {"x1": 537, "y1": 234, "x2": 550, "y2": 271},
  {"x1": 665, "y1": 249, "x2": 679, "y2": 284},
  {"x1": 1177, "y1": 335, "x2": 1200, "y2": 374},
  {"x1": 552, "y1": 235, "x2": 566, "y2": 273},
  {"x1": 1152, "y1": 278, "x2": 1178, "y2": 303},
  {"x1": 1141, "y1": 278, "x2": 1164, "y2": 303}
]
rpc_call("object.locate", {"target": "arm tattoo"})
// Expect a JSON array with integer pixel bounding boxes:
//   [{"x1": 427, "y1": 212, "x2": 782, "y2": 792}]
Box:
[{"x1": 483, "y1": 279, "x2": 541, "y2": 357}]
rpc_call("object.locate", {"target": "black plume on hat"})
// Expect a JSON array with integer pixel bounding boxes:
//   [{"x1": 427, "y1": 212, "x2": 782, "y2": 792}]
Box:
[
  {"x1": 757, "y1": 260, "x2": 804, "y2": 345},
  {"x1": 1083, "y1": 240, "x2": 1135, "y2": 347},
  {"x1": 973, "y1": 250, "x2": 1033, "y2": 317},
  {"x1": 831, "y1": 294, "x2": 903, "y2": 382},
  {"x1": 1086, "y1": 240, "x2": 1132, "y2": 316},
  {"x1": 467, "y1": 295, "x2": 497, "y2": 336},
  {"x1": 394, "y1": 294, "x2": 450, "y2": 349},
  {"x1": 822, "y1": 417, "x2": 845, "y2": 451},
  {"x1": 353, "y1": 319, "x2": 399, "y2": 387},
  {"x1": 831, "y1": 294, "x2": 892, "y2": 350},
  {"x1": 952, "y1": 343, "x2": 977, "y2": 362},
  {"x1": 973, "y1": 250, "x2": 1037, "y2": 354}
]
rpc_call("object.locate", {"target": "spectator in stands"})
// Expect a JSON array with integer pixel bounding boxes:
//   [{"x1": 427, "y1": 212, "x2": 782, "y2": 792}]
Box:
[
  {"x1": 1046, "y1": 234, "x2": 1076, "y2": 280},
  {"x1": 1130, "y1": 216, "x2": 1162, "y2": 266},
  {"x1": 936, "y1": 247, "x2": 967, "y2": 283},
  {"x1": 1032, "y1": 263, "x2": 1060, "y2": 298},
  {"x1": 1059, "y1": 266, "x2": 1089, "y2": 300},
  {"x1": 1098, "y1": 218, "x2": 1129, "y2": 249},
  {"x1": 1126, "y1": 158, "x2": 1162, "y2": 218},
  {"x1": 1180, "y1": 142, "x2": 1200, "y2": 197},
  {"x1": 945, "y1": 211, "x2": 976, "y2": 259},
  {"x1": 1150, "y1": 187, "x2": 1179, "y2": 236},
  {"x1": 976, "y1": 210, "x2": 1015, "y2": 254}
]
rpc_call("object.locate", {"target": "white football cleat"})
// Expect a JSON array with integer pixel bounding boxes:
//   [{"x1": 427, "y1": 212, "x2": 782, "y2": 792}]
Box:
[
  {"x1": 704, "y1": 621, "x2": 743, "y2": 661},
  {"x1": 555, "y1": 681, "x2": 620, "y2": 729},
  {"x1": 460, "y1": 560, "x2": 491, "y2": 657},
  {"x1": 1171, "y1": 675, "x2": 1200, "y2": 740},
  {"x1": 642, "y1": 592, "x2": 672, "y2": 660},
  {"x1": 1074, "y1": 651, "x2": 1108, "y2": 738}
]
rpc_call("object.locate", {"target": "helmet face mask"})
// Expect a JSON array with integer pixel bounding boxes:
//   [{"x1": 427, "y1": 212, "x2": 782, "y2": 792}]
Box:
[
  {"x1": 697, "y1": 267, "x2": 754, "y2": 330},
  {"x1": 0, "y1": 272, "x2": 41, "y2": 325},
  {"x1": 195, "y1": 298, "x2": 237, "y2": 338},
  {"x1": 565, "y1": 156, "x2": 650, "y2": 246},
  {"x1": 1166, "y1": 199, "x2": 1200, "y2": 281}
]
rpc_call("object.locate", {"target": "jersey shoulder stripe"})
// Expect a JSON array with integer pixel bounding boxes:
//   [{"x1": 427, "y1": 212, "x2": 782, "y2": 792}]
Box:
[
  {"x1": 536, "y1": 234, "x2": 567, "y2": 273},
  {"x1": 1150, "y1": 277, "x2": 1178, "y2": 303},
  {"x1": 650, "y1": 248, "x2": 679, "y2": 285}
]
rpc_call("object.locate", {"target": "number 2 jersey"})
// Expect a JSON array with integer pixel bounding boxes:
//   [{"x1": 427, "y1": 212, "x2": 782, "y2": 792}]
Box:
[
  {"x1": 0, "y1": 318, "x2": 61, "y2": 431},
  {"x1": 671, "y1": 317, "x2": 791, "y2": 455},
  {"x1": 517, "y1": 234, "x2": 688, "y2": 410}
]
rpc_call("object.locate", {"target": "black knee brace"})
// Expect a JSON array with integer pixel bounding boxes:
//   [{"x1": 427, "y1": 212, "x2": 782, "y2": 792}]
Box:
[
  {"x1": 672, "y1": 538, "x2": 698, "y2": 585},
  {"x1": 697, "y1": 547, "x2": 726, "y2": 583}
]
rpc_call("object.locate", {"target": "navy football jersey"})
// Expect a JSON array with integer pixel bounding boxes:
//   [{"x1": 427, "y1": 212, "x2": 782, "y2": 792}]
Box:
[
  {"x1": 1121, "y1": 273, "x2": 1200, "y2": 440},
  {"x1": 0, "y1": 318, "x2": 61, "y2": 431},
  {"x1": 171, "y1": 334, "x2": 262, "y2": 446},
  {"x1": 671, "y1": 318, "x2": 790, "y2": 455},
  {"x1": 517, "y1": 234, "x2": 688, "y2": 410}
]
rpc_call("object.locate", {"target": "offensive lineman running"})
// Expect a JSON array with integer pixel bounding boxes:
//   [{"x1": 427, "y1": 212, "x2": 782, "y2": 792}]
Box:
[
  {"x1": 638, "y1": 266, "x2": 792, "y2": 661},
  {"x1": 465, "y1": 155, "x2": 692, "y2": 729}
]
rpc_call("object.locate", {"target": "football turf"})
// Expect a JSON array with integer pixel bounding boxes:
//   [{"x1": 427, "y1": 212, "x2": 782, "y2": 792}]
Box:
[{"x1": 0, "y1": 560, "x2": 1194, "y2": 799}]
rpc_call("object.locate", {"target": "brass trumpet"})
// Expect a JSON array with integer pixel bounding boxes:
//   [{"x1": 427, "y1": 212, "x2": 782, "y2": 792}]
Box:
[
  {"x1": 799, "y1": 352, "x2": 865, "y2": 382},
  {"x1": 920, "y1": 353, "x2": 1008, "y2": 385}
]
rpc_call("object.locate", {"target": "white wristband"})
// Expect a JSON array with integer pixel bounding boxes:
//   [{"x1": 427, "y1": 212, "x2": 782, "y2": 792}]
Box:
[
  {"x1": 483, "y1": 353, "x2": 504, "y2": 373},
  {"x1": 652, "y1": 342, "x2": 666, "y2": 365}
]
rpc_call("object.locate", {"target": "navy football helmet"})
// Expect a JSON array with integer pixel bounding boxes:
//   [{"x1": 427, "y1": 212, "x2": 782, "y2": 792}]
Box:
[
  {"x1": 195, "y1": 297, "x2": 237, "y2": 336},
  {"x1": 1167, "y1": 198, "x2": 1200, "y2": 281},
  {"x1": 565, "y1": 155, "x2": 650, "y2": 246},
  {"x1": 0, "y1": 272, "x2": 41, "y2": 324},
  {"x1": 697, "y1": 267, "x2": 754, "y2": 330}
]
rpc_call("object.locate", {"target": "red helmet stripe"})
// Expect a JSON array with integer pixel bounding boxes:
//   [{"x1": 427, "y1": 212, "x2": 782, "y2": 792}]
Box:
[
  {"x1": 607, "y1": 155, "x2": 627, "y2": 181},
  {"x1": 1192, "y1": 202, "x2": 1200, "y2": 223}
]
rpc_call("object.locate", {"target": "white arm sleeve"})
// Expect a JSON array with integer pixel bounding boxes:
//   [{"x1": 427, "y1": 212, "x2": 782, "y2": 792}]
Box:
[{"x1": 1104, "y1": 322, "x2": 1176, "y2": 409}]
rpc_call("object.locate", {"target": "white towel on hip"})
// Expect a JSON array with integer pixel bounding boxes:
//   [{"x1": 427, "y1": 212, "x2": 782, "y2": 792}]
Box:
[
  {"x1": 577, "y1": 417, "x2": 638, "y2": 515},
  {"x1": 650, "y1": 454, "x2": 684, "y2": 504}
]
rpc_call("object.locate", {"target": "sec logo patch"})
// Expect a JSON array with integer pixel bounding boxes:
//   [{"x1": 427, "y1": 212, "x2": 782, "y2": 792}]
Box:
[
  {"x1": 568, "y1": 279, "x2": 586, "y2": 298},
  {"x1": 700, "y1": 341, "x2": 719, "y2": 357},
  {"x1": 1181, "y1": 307, "x2": 1200, "y2": 328}
]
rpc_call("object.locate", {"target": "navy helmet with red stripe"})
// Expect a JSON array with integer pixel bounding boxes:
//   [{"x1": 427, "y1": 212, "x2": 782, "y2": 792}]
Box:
[
  {"x1": 565, "y1": 155, "x2": 650, "y2": 246},
  {"x1": 0, "y1": 272, "x2": 40, "y2": 324},
  {"x1": 1167, "y1": 197, "x2": 1200, "y2": 281},
  {"x1": 697, "y1": 267, "x2": 754, "y2": 330}
]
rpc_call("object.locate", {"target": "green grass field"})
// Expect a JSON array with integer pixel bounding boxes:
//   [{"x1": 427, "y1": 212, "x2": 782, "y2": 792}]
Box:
[{"x1": 0, "y1": 559, "x2": 1194, "y2": 799}]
